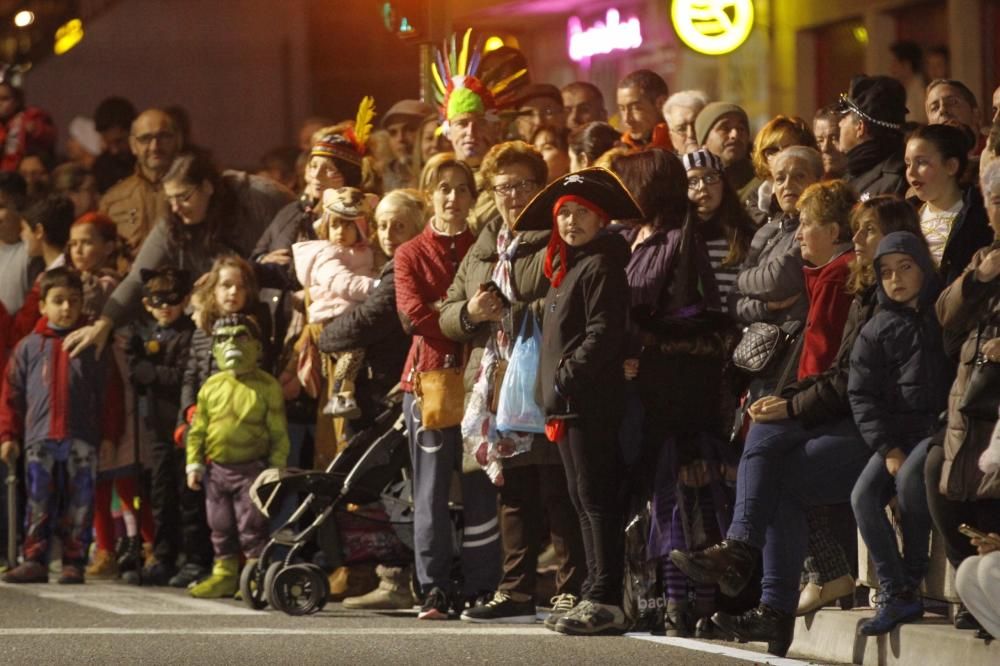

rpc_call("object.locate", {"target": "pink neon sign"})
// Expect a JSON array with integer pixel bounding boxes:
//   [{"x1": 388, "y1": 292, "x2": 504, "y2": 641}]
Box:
[{"x1": 567, "y1": 9, "x2": 643, "y2": 63}]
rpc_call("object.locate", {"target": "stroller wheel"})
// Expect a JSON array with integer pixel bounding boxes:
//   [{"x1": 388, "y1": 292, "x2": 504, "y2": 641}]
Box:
[
  {"x1": 239, "y1": 560, "x2": 268, "y2": 610},
  {"x1": 269, "y1": 564, "x2": 326, "y2": 616},
  {"x1": 300, "y1": 563, "x2": 330, "y2": 610},
  {"x1": 263, "y1": 561, "x2": 284, "y2": 605}
]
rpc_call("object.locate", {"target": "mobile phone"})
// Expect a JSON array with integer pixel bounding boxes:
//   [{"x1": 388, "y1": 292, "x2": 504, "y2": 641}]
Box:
[
  {"x1": 959, "y1": 524, "x2": 1000, "y2": 545},
  {"x1": 481, "y1": 281, "x2": 510, "y2": 308}
]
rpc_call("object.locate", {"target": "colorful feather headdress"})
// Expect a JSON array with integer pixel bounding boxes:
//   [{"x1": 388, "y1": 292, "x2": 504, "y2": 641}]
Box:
[
  {"x1": 431, "y1": 29, "x2": 527, "y2": 128},
  {"x1": 310, "y1": 96, "x2": 376, "y2": 167}
]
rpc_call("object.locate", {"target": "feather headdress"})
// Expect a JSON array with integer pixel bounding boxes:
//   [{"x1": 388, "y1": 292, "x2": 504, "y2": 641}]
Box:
[
  {"x1": 310, "y1": 96, "x2": 377, "y2": 167},
  {"x1": 431, "y1": 29, "x2": 528, "y2": 127}
]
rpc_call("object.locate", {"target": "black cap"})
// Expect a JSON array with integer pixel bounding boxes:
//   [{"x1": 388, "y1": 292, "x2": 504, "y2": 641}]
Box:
[
  {"x1": 836, "y1": 75, "x2": 908, "y2": 131},
  {"x1": 513, "y1": 167, "x2": 644, "y2": 231}
]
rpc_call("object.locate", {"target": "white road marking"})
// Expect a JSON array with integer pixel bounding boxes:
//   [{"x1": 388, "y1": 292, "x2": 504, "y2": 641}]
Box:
[
  {"x1": 1, "y1": 627, "x2": 554, "y2": 636},
  {"x1": 628, "y1": 634, "x2": 820, "y2": 665},
  {"x1": 3, "y1": 584, "x2": 257, "y2": 615}
]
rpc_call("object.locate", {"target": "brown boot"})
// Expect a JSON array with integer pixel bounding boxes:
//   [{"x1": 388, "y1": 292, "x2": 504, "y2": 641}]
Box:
[
  {"x1": 327, "y1": 562, "x2": 379, "y2": 602},
  {"x1": 85, "y1": 549, "x2": 118, "y2": 579},
  {"x1": 342, "y1": 565, "x2": 415, "y2": 610},
  {"x1": 669, "y1": 540, "x2": 758, "y2": 597}
]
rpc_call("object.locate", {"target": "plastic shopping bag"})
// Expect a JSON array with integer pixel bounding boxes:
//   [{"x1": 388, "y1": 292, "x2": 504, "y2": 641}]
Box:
[{"x1": 495, "y1": 313, "x2": 546, "y2": 434}]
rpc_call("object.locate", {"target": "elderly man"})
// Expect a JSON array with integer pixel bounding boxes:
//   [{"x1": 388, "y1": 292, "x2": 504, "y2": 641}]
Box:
[
  {"x1": 616, "y1": 69, "x2": 670, "y2": 150},
  {"x1": 99, "y1": 108, "x2": 181, "y2": 260},
  {"x1": 663, "y1": 90, "x2": 709, "y2": 154},
  {"x1": 382, "y1": 99, "x2": 434, "y2": 192},
  {"x1": 513, "y1": 84, "x2": 565, "y2": 142},
  {"x1": 836, "y1": 75, "x2": 909, "y2": 200},
  {"x1": 696, "y1": 102, "x2": 757, "y2": 201},
  {"x1": 561, "y1": 81, "x2": 607, "y2": 131}
]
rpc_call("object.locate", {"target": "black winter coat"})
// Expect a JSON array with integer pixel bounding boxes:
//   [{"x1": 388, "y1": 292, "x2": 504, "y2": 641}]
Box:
[
  {"x1": 318, "y1": 259, "x2": 409, "y2": 413},
  {"x1": 540, "y1": 232, "x2": 629, "y2": 419},
  {"x1": 127, "y1": 315, "x2": 195, "y2": 441},
  {"x1": 938, "y1": 185, "x2": 993, "y2": 286}
]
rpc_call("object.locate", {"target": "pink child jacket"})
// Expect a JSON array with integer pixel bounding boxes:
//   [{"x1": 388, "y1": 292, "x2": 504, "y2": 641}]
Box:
[{"x1": 292, "y1": 240, "x2": 376, "y2": 323}]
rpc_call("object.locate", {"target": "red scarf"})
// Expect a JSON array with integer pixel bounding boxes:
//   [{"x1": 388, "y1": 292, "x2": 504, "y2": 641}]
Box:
[{"x1": 543, "y1": 195, "x2": 609, "y2": 287}]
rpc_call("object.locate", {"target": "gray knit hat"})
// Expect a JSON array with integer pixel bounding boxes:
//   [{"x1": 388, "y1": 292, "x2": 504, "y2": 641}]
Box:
[{"x1": 695, "y1": 102, "x2": 749, "y2": 146}]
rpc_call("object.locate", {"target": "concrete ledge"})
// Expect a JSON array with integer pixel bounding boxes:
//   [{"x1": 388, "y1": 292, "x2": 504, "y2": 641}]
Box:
[{"x1": 789, "y1": 609, "x2": 999, "y2": 665}]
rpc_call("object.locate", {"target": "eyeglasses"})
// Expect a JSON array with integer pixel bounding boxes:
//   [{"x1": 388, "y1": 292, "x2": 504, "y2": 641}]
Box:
[
  {"x1": 687, "y1": 173, "x2": 722, "y2": 190},
  {"x1": 492, "y1": 180, "x2": 538, "y2": 197},
  {"x1": 132, "y1": 131, "x2": 176, "y2": 146},
  {"x1": 165, "y1": 187, "x2": 198, "y2": 205},
  {"x1": 669, "y1": 123, "x2": 696, "y2": 137}
]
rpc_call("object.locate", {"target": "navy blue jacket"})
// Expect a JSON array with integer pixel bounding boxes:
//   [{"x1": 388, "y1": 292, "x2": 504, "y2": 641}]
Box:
[{"x1": 848, "y1": 232, "x2": 954, "y2": 456}]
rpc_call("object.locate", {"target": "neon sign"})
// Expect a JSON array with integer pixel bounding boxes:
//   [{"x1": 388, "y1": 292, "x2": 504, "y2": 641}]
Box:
[
  {"x1": 671, "y1": 0, "x2": 754, "y2": 56},
  {"x1": 567, "y1": 9, "x2": 643, "y2": 63}
]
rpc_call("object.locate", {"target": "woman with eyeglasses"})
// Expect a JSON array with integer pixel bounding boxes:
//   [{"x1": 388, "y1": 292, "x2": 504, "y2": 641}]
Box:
[
  {"x1": 62, "y1": 150, "x2": 291, "y2": 359},
  {"x1": 438, "y1": 141, "x2": 585, "y2": 625},
  {"x1": 745, "y1": 116, "x2": 818, "y2": 227}
]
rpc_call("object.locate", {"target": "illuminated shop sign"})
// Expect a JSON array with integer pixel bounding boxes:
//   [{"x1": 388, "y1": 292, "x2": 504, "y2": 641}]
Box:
[
  {"x1": 671, "y1": 0, "x2": 754, "y2": 55},
  {"x1": 567, "y1": 9, "x2": 643, "y2": 63}
]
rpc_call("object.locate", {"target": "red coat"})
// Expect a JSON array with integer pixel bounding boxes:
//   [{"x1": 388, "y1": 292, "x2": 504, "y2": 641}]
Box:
[
  {"x1": 798, "y1": 249, "x2": 854, "y2": 380},
  {"x1": 0, "y1": 106, "x2": 56, "y2": 172},
  {"x1": 393, "y1": 222, "x2": 474, "y2": 392}
]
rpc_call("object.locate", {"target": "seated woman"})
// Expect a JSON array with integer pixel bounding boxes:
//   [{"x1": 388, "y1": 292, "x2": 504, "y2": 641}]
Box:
[
  {"x1": 924, "y1": 158, "x2": 1000, "y2": 633},
  {"x1": 670, "y1": 179, "x2": 866, "y2": 657}
]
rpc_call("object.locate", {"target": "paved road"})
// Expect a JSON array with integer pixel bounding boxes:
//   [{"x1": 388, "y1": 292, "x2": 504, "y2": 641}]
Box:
[{"x1": 0, "y1": 581, "x2": 846, "y2": 665}]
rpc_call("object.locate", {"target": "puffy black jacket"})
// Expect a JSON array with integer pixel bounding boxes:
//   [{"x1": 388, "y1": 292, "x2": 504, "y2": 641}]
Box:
[
  {"x1": 938, "y1": 185, "x2": 993, "y2": 287},
  {"x1": 848, "y1": 232, "x2": 954, "y2": 456},
  {"x1": 318, "y1": 259, "x2": 409, "y2": 402},
  {"x1": 539, "y1": 231, "x2": 629, "y2": 419}
]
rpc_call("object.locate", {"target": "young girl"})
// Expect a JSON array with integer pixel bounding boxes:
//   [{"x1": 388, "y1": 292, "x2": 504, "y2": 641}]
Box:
[
  {"x1": 66, "y1": 212, "x2": 119, "y2": 319},
  {"x1": 905, "y1": 123, "x2": 992, "y2": 284},
  {"x1": 523, "y1": 167, "x2": 640, "y2": 635},
  {"x1": 172, "y1": 255, "x2": 267, "y2": 589},
  {"x1": 292, "y1": 186, "x2": 377, "y2": 418},
  {"x1": 849, "y1": 231, "x2": 952, "y2": 635}
]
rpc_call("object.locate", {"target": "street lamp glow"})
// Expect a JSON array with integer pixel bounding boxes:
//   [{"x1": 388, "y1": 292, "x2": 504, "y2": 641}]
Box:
[{"x1": 14, "y1": 10, "x2": 35, "y2": 28}]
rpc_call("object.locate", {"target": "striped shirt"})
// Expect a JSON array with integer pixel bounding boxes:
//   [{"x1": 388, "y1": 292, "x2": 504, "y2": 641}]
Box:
[{"x1": 705, "y1": 237, "x2": 738, "y2": 308}]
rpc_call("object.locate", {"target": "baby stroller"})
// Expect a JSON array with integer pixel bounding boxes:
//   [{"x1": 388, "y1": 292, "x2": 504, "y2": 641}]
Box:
[{"x1": 241, "y1": 398, "x2": 410, "y2": 615}]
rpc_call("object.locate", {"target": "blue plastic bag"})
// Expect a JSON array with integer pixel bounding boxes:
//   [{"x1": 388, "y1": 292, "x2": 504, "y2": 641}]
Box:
[{"x1": 496, "y1": 313, "x2": 546, "y2": 434}]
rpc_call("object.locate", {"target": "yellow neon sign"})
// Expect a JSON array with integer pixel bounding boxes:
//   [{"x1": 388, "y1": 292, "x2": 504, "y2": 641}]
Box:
[
  {"x1": 671, "y1": 1, "x2": 754, "y2": 56},
  {"x1": 54, "y1": 18, "x2": 84, "y2": 55}
]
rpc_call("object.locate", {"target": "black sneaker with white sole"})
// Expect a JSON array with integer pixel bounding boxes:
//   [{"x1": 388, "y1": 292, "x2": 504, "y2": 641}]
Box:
[
  {"x1": 461, "y1": 591, "x2": 537, "y2": 623},
  {"x1": 418, "y1": 586, "x2": 451, "y2": 620}
]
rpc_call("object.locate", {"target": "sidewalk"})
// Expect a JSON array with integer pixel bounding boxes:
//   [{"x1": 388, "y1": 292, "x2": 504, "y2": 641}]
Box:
[{"x1": 789, "y1": 608, "x2": 998, "y2": 665}]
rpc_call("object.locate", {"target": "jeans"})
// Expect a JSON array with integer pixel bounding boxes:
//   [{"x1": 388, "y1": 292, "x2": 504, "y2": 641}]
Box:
[
  {"x1": 851, "y1": 437, "x2": 932, "y2": 595},
  {"x1": 744, "y1": 418, "x2": 871, "y2": 614},
  {"x1": 403, "y1": 393, "x2": 500, "y2": 596},
  {"x1": 728, "y1": 418, "x2": 862, "y2": 549}
]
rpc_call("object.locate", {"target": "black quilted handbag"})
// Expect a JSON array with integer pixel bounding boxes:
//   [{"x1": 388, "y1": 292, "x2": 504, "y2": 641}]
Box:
[{"x1": 732, "y1": 321, "x2": 800, "y2": 374}]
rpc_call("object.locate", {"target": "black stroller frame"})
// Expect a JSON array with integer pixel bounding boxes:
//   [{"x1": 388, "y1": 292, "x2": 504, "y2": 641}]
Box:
[{"x1": 240, "y1": 400, "x2": 411, "y2": 616}]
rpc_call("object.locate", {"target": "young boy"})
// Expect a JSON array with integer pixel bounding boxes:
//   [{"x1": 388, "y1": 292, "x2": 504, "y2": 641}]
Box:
[
  {"x1": 518, "y1": 168, "x2": 640, "y2": 634},
  {"x1": 185, "y1": 313, "x2": 288, "y2": 598},
  {"x1": 0, "y1": 267, "x2": 121, "y2": 583},
  {"x1": 126, "y1": 267, "x2": 206, "y2": 586},
  {"x1": 848, "y1": 231, "x2": 954, "y2": 635}
]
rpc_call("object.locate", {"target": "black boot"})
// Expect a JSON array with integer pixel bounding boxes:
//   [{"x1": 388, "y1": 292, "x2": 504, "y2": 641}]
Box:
[
  {"x1": 669, "y1": 540, "x2": 758, "y2": 597},
  {"x1": 116, "y1": 536, "x2": 142, "y2": 573},
  {"x1": 711, "y1": 604, "x2": 795, "y2": 657}
]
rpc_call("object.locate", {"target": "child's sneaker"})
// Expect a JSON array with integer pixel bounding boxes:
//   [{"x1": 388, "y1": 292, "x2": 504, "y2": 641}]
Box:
[
  {"x1": 57, "y1": 564, "x2": 85, "y2": 584},
  {"x1": 85, "y1": 549, "x2": 117, "y2": 579},
  {"x1": 323, "y1": 393, "x2": 361, "y2": 419},
  {"x1": 555, "y1": 600, "x2": 627, "y2": 635},
  {"x1": 169, "y1": 561, "x2": 210, "y2": 588},
  {"x1": 2, "y1": 560, "x2": 49, "y2": 584},
  {"x1": 418, "y1": 586, "x2": 451, "y2": 620},
  {"x1": 544, "y1": 593, "x2": 578, "y2": 630},
  {"x1": 460, "y1": 590, "x2": 537, "y2": 623},
  {"x1": 859, "y1": 590, "x2": 924, "y2": 636}
]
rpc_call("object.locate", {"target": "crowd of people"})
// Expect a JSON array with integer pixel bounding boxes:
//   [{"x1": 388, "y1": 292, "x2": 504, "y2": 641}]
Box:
[{"x1": 0, "y1": 33, "x2": 998, "y2": 656}]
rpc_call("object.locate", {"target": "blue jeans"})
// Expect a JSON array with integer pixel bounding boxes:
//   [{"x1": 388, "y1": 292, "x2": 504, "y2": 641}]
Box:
[
  {"x1": 727, "y1": 418, "x2": 862, "y2": 549},
  {"x1": 755, "y1": 419, "x2": 871, "y2": 613},
  {"x1": 851, "y1": 437, "x2": 932, "y2": 595}
]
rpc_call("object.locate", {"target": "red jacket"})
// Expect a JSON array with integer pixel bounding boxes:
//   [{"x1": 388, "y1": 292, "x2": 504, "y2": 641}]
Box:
[
  {"x1": 0, "y1": 106, "x2": 57, "y2": 172},
  {"x1": 798, "y1": 249, "x2": 854, "y2": 380},
  {"x1": 393, "y1": 223, "x2": 474, "y2": 392},
  {"x1": 0, "y1": 317, "x2": 122, "y2": 445}
]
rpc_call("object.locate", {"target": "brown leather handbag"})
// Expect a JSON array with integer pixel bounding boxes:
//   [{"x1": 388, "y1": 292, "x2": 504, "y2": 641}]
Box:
[{"x1": 413, "y1": 340, "x2": 467, "y2": 430}]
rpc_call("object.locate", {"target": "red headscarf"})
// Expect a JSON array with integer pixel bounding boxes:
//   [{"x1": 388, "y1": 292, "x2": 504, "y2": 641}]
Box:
[{"x1": 543, "y1": 195, "x2": 609, "y2": 287}]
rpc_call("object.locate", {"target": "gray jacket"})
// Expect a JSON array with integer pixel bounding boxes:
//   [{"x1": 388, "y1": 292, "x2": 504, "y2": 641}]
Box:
[{"x1": 730, "y1": 212, "x2": 808, "y2": 325}]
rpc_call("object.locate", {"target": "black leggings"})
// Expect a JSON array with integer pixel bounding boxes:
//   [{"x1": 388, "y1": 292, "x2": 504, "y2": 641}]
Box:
[
  {"x1": 559, "y1": 415, "x2": 625, "y2": 606},
  {"x1": 924, "y1": 444, "x2": 1000, "y2": 568}
]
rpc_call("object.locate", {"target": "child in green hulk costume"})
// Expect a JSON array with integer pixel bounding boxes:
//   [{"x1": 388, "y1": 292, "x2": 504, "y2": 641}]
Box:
[{"x1": 185, "y1": 314, "x2": 289, "y2": 598}]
